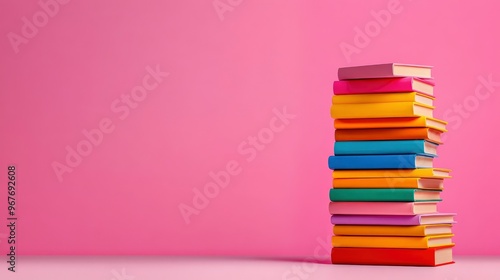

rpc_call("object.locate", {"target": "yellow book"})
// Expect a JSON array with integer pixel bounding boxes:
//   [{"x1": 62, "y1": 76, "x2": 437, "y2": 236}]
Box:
[
  {"x1": 332, "y1": 92, "x2": 434, "y2": 106},
  {"x1": 333, "y1": 168, "x2": 451, "y2": 179},
  {"x1": 332, "y1": 234, "x2": 454, "y2": 249},
  {"x1": 330, "y1": 102, "x2": 433, "y2": 119},
  {"x1": 334, "y1": 116, "x2": 447, "y2": 132},
  {"x1": 333, "y1": 178, "x2": 444, "y2": 190},
  {"x1": 333, "y1": 224, "x2": 453, "y2": 237}
]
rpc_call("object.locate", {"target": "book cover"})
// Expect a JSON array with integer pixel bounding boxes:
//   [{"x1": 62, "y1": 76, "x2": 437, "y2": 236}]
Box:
[
  {"x1": 328, "y1": 201, "x2": 438, "y2": 215},
  {"x1": 329, "y1": 188, "x2": 441, "y2": 202},
  {"x1": 333, "y1": 77, "x2": 435, "y2": 95},
  {"x1": 335, "y1": 127, "x2": 443, "y2": 144},
  {"x1": 334, "y1": 140, "x2": 437, "y2": 156},
  {"x1": 330, "y1": 213, "x2": 456, "y2": 225},
  {"x1": 331, "y1": 102, "x2": 433, "y2": 119},
  {"x1": 331, "y1": 92, "x2": 433, "y2": 106},
  {"x1": 328, "y1": 154, "x2": 433, "y2": 170},
  {"x1": 334, "y1": 116, "x2": 447, "y2": 132},
  {"x1": 333, "y1": 224, "x2": 452, "y2": 236},
  {"x1": 338, "y1": 63, "x2": 433, "y2": 80},
  {"x1": 331, "y1": 234, "x2": 454, "y2": 249},
  {"x1": 331, "y1": 246, "x2": 454, "y2": 266},
  {"x1": 333, "y1": 177, "x2": 444, "y2": 190}
]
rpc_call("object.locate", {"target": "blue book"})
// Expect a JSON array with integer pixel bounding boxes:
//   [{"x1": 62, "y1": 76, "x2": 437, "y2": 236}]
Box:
[
  {"x1": 328, "y1": 154, "x2": 433, "y2": 170},
  {"x1": 334, "y1": 140, "x2": 437, "y2": 157}
]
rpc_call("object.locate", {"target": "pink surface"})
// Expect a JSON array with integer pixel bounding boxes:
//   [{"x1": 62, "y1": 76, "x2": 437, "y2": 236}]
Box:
[
  {"x1": 0, "y1": 0, "x2": 499, "y2": 256},
  {"x1": 2, "y1": 256, "x2": 500, "y2": 280}
]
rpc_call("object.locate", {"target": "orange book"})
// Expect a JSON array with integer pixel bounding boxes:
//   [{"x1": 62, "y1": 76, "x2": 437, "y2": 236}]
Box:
[
  {"x1": 334, "y1": 116, "x2": 447, "y2": 132},
  {"x1": 330, "y1": 102, "x2": 433, "y2": 119},
  {"x1": 331, "y1": 92, "x2": 434, "y2": 106},
  {"x1": 331, "y1": 234, "x2": 454, "y2": 249},
  {"x1": 333, "y1": 224, "x2": 453, "y2": 237},
  {"x1": 333, "y1": 178, "x2": 444, "y2": 190},
  {"x1": 335, "y1": 127, "x2": 442, "y2": 144},
  {"x1": 332, "y1": 168, "x2": 451, "y2": 179}
]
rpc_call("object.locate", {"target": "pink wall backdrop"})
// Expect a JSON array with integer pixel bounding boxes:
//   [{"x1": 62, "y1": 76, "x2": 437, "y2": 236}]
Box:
[{"x1": 0, "y1": 0, "x2": 499, "y2": 256}]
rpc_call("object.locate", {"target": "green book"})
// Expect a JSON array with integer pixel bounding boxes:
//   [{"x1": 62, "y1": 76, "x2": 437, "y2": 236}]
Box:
[{"x1": 329, "y1": 188, "x2": 442, "y2": 202}]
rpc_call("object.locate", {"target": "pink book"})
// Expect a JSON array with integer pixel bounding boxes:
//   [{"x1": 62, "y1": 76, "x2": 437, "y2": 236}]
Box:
[
  {"x1": 331, "y1": 213, "x2": 456, "y2": 225},
  {"x1": 338, "y1": 63, "x2": 433, "y2": 80},
  {"x1": 333, "y1": 77, "x2": 435, "y2": 96},
  {"x1": 329, "y1": 202, "x2": 437, "y2": 215}
]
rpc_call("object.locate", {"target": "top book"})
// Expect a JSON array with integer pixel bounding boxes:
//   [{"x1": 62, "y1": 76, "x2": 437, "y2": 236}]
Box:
[{"x1": 338, "y1": 63, "x2": 433, "y2": 80}]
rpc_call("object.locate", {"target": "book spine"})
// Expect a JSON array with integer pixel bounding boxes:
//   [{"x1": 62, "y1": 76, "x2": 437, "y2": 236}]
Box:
[
  {"x1": 338, "y1": 64, "x2": 394, "y2": 80},
  {"x1": 333, "y1": 178, "x2": 420, "y2": 189},
  {"x1": 333, "y1": 117, "x2": 427, "y2": 130},
  {"x1": 331, "y1": 247, "x2": 437, "y2": 266},
  {"x1": 332, "y1": 93, "x2": 420, "y2": 104},
  {"x1": 330, "y1": 215, "x2": 420, "y2": 225},
  {"x1": 331, "y1": 236, "x2": 428, "y2": 248},
  {"x1": 335, "y1": 128, "x2": 427, "y2": 142},
  {"x1": 334, "y1": 141, "x2": 425, "y2": 155},
  {"x1": 329, "y1": 189, "x2": 415, "y2": 202},
  {"x1": 329, "y1": 202, "x2": 415, "y2": 215},
  {"x1": 331, "y1": 102, "x2": 421, "y2": 119},
  {"x1": 333, "y1": 79, "x2": 413, "y2": 94},
  {"x1": 333, "y1": 225, "x2": 426, "y2": 236},
  {"x1": 328, "y1": 155, "x2": 417, "y2": 170}
]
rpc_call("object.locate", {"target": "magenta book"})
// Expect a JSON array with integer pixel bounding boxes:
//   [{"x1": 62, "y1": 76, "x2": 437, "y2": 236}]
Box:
[
  {"x1": 333, "y1": 77, "x2": 435, "y2": 95},
  {"x1": 328, "y1": 201, "x2": 438, "y2": 215}
]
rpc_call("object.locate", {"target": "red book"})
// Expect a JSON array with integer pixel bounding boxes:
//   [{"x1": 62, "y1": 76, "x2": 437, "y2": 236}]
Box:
[
  {"x1": 333, "y1": 77, "x2": 434, "y2": 96},
  {"x1": 331, "y1": 246, "x2": 454, "y2": 266}
]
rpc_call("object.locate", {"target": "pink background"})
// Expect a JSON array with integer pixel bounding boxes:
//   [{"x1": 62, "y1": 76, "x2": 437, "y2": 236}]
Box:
[{"x1": 0, "y1": 0, "x2": 499, "y2": 257}]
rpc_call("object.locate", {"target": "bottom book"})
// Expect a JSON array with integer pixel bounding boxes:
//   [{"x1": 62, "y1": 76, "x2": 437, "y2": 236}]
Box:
[{"x1": 331, "y1": 246, "x2": 454, "y2": 266}]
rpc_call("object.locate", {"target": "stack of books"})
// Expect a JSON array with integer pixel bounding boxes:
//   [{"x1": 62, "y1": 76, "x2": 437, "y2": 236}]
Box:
[{"x1": 328, "y1": 63, "x2": 456, "y2": 266}]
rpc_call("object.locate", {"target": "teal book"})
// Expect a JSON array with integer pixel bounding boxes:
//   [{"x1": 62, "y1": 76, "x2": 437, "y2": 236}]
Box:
[
  {"x1": 329, "y1": 188, "x2": 442, "y2": 202},
  {"x1": 334, "y1": 140, "x2": 437, "y2": 157},
  {"x1": 328, "y1": 154, "x2": 433, "y2": 170}
]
